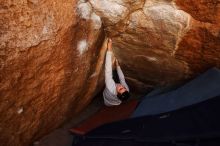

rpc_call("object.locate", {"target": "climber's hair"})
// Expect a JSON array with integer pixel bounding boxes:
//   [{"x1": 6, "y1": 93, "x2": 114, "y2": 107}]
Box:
[{"x1": 117, "y1": 91, "x2": 130, "y2": 101}]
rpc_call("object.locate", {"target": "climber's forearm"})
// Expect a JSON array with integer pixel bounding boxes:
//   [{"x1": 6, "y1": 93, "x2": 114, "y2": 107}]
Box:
[
  {"x1": 107, "y1": 39, "x2": 113, "y2": 51},
  {"x1": 116, "y1": 66, "x2": 125, "y2": 81},
  {"x1": 105, "y1": 51, "x2": 117, "y2": 93},
  {"x1": 105, "y1": 51, "x2": 113, "y2": 77},
  {"x1": 116, "y1": 63, "x2": 129, "y2": 91}
]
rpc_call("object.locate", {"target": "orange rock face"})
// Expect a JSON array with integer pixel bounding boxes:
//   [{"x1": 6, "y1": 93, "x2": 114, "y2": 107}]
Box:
[
  {"x1": 175, "y1": 0, "x2": 220, "y2": 24},
  {"x1": 0, "y1": 0, "x2": 105, "y2": 145},
  {"x1": 0, "y1": 0, "x2": 220, "y2": 145},
  {"x1": 175, "y1": 0, "x2": 220, "y2": 74}
]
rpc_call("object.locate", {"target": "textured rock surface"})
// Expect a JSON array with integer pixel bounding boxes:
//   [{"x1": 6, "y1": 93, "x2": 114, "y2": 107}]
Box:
[
  {"x1": 175, "y1": 0, "x2": 220, "y2": 73},
  {"x1": 89, "y1": 0, "x2": 220, "y2": 91},
  {"x1": 0, "y1": 0, "x2": 105, "y2": 145},
  {"x1": 175, "y1": 0, "x2": 220, "y2": 24},
  {"x1": 1, "y1": 0, "x2": 220, "y2": 145}
]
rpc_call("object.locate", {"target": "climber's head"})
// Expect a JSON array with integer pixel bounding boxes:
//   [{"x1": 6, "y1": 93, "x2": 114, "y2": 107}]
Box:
[{"x1": 116, "y1": 84, "x2": 130, "y2": 101}]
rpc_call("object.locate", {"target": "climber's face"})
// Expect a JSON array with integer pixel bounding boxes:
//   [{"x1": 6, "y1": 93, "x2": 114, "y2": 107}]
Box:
[{"x1": 116, "y1": 84, "x2": 127, "y2": 94}]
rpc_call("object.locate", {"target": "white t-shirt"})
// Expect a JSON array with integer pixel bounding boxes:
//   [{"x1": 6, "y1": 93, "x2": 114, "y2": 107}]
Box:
[{"x1": 103, "y1": 51, "x2": 129, "y2": 106}]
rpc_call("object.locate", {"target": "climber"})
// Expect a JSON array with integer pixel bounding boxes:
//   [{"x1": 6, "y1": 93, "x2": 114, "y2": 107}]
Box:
[{"x1": 103, "y1": 38, "x2": 130, "y2": 106}]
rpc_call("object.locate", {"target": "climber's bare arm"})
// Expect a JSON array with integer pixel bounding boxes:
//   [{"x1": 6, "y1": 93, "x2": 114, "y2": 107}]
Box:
[
  {"x1": 107, "y1": 38, "x2": 116, "y2": 67},
  {"x1": 107, "y1": 38, "x2": 113, "y2": 52},
  {"x1": 105, "y1": 38, "x2": 117, "y2": 94}
]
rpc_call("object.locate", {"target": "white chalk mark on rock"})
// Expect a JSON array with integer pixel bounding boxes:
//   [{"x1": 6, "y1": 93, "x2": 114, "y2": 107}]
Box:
[
  {"x1": 146, "y1": 56, "x2": 158, "y2": 62},
  {"x1": 77, "y1": 2, "x2": 92, "y2": 20},
  {"x1": 77, "y1": 40, "x2": 88, "y2": 56},
  {"x1": 42, "y1": 26, "x2": 48, "y2": 34},
  {"x1": 17, "y1": 107, "x2": 23, "y2": 114},
  {"x1": 91, "y1": 13, "x2": 102, "y2": 29},
  {"x1": 89, "y1": 0, "x2": 129, "y2": 24},
  {"x1": 90, "y1": 72, "x2": 97, "y2": 78},
  {"x1": 134, "y1": 55, "x2": 158, "y2": 62},
  {"x1": 76, "y1": 1, "x2": 102, "y2": 30}
]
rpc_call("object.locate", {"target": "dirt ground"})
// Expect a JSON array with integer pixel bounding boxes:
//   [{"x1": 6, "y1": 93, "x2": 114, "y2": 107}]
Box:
[{"x1": 33, "y1": 96, "x2": 103, "y2": 146}]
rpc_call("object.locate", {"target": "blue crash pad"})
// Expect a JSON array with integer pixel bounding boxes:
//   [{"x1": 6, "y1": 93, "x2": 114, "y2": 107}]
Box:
[{"x1": 132, "y1": 68, "x2": 220, "y2": 118}]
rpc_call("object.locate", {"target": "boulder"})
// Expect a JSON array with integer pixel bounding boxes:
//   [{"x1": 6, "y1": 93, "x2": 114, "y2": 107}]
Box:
[
  {"x1": 0, "y1": 0, "x2": 220, "y2": 145},
  {"x1": 89, "y1": 0, "x2": 220, "y2": 90},
  {"x1": 0, "y1": 0, "x2": 105, "y2": 145}
]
